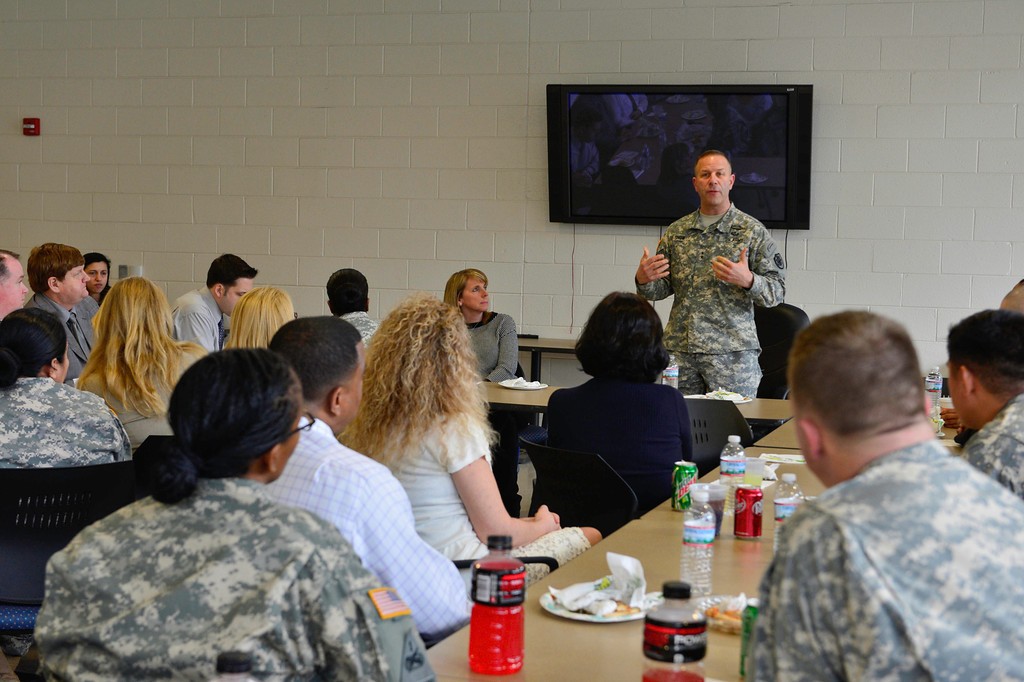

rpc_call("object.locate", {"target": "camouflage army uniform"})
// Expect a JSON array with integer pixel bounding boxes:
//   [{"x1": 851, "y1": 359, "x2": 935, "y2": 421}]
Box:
[
  {"x1": 963, "y1": 393, "x2": 1024, "y2": 501},
  {"x1": 637, "y1": 204, "x2": 785, "y2": 396},
  {"x1": 752, "y1": 440, "x2": 1024, "y2": 681},
  {"x1": 0, "y1": 377, "x2": 130, "y2": 468},
  {"x1": 36, "y1": 478, "x2": 435, "y2": 682},
  {"x1": 341, "y1": 311, "x2": 380, "y2": 346}
]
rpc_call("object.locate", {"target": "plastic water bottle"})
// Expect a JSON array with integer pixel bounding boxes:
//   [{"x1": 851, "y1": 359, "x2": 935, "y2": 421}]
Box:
[
  {"x1": 772, "y1": 473, "x2": 804, "y2": 554},
  {"x1": 925, "y1": 367, "x2": 943, "y2": 415},
  {"x1": 210, "y1": 652, "x2": 258, "y2": 682},
  {"x1": 642, "y1": 581, "x2": 707, "y2": 682},
  {"x1": 468, "y1": 535, "x2": 526, "y2": 674},
  {"x1": 680, "y1": 490, "x2": 715, "y2": 597},
  {"x1": 662, "y1": 354, "x2": 679, "y2": 389},
  {"x1": 719, "y1": 435, "x2": 746, "y2": 517}
]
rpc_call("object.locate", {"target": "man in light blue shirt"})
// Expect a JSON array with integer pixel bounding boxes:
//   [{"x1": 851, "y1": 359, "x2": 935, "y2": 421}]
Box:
[{"x1": 268, "y1": 316, "x2": 470, "y2": 645}]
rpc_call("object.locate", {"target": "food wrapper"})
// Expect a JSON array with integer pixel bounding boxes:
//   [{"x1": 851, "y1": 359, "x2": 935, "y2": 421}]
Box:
[{"x1": 547, "y1": 552, "x2": 647, "y2": 616}]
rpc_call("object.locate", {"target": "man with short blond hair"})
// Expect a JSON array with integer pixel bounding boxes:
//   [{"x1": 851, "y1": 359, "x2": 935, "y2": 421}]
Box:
[
  {"x1": 753, "y1": 310, "x2": 1024, "y2": 681},
  {"x1": 24, "y1": 243, "x2": 95, "y2": 382},
  {"x1": 0, "y1": 249, "x2": 28, "y2": 319}
]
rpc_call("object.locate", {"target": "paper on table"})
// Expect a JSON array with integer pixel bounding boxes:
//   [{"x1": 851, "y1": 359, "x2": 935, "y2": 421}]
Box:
[{"x1": 758, "y1": 452, "x2": 805, "y2": 464}]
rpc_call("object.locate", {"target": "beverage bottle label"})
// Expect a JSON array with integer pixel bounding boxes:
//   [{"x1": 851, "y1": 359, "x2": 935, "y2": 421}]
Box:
[
  {"x1": 774, "y1": 499, "x2": 801, "y2": 523},
  {"x1": 472, "y1": 568, "x2": 525, "y2": 606},
  {"x1": 720, "y1": 459, "x2": 745, "y2": 476},
  {"x1": 683, "y1": 522, "x2": 715, "y2": 546}
]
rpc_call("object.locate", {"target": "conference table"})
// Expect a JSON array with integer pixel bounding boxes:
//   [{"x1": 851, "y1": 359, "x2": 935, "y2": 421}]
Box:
[
  {"x1": 754, "y1": 412, "x2": 962, "y2": 452},
  {"x1": 516, "y1": 337, "x2": 578, "y2": 383},
  {"x1": 428, "y1": 447, "x2": 815, "y2": 681}
]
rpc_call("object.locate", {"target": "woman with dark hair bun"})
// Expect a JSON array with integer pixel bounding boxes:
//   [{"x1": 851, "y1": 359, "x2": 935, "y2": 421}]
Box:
[
  {"x1": 0, "y1": 307, "x2": 130, "y2": 468},
  {"x1": 36, "y1": 348, "x2": 432, "y2": 682},
  {"x1": 547, "y1": 292, "x2": 693, "y2": 514}
]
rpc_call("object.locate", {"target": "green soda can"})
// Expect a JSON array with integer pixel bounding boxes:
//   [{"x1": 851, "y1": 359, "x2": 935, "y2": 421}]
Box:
[
  {"x1": 671, "y1": 460, "x2": 699, "y2": 511},
  {"x1": 739, "y1": 598, "x2": 760, "y2": 680}
]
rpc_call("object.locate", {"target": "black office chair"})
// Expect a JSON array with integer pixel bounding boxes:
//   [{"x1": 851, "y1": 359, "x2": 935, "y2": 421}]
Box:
[
  {"x1": 522, "y1": 439, "x2": 639, "y2": 538},
  {"x1": 133, "y1": 435, "x2": 173, "y2": 500},
  {"x1": 754, "y1": 302, "x2": 810, "y2": 399},
  {"x1": 684, "y1": 398, "x2": 754, "y2": 477},
  {"x1": 0, "y1": 461, "x2": 136, "y2": 634}
]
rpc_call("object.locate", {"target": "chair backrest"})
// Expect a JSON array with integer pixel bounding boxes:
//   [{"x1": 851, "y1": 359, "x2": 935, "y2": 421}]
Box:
[
  {"x1": 522, "y1": 439, "x2": 638, "y2": 538},
  {"x1": 684, "y1": 398, "x2": 754, "y2": 476},
  {"x1": 0, "y1": 460, "x2": 136, "y2": 604},
  {"x1": 754, "y1": 302, "x2": 810, "y2": 399},
  {"x1": 133, "y1": 435, "x2": 173, "y2": 500}
]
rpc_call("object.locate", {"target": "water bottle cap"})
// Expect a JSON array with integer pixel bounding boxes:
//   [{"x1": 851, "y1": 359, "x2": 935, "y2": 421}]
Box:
[
  {"x1": 781, "y1": 473, "x2": 796, "y2": 482},
  {"x1": 691, "y1": 490, "x2": 709, "y2": 503},
  {"x1": 216, "y1": 651, "x2": 253, "y2": 673},
  {"x1": 485, "y1": 535, "x2": 513, "y2": 551},
  {"x1": 728, "y1": 435, "x2": 741, "y2": 443},
  {"x1": 661, "y1": 581, "x2": 692, "y2": 599}
]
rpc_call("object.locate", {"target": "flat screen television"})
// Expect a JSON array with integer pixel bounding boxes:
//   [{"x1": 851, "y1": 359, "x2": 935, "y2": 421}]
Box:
[{"x1": 546, "y1": 84, "x2": 813, "y2": 230}]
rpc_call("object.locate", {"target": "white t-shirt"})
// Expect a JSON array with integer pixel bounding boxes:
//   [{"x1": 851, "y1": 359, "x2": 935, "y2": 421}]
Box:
[{"x1": 391, "y1": 423, "x2": 492, "y2": 561}]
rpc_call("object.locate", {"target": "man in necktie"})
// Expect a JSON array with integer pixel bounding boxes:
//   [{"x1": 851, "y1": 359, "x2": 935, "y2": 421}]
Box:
[
  {"x1": 172, "y1": 254, "x2": 258, "y2": 352},
  {"x1": 23, "y1": 243, "x2": 95, "y2": 383}
]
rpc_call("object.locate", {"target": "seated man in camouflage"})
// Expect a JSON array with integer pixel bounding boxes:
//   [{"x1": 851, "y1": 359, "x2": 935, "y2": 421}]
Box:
[
  {"x1": 752, "y1": 311, "x2": 1024, "y2": 680},
  {"x1": 947, "y1": 309, "x2": 1024, "y2": 500},
  {"x1": 327, "y1": 268, "x2": 379, "y2": 345}
]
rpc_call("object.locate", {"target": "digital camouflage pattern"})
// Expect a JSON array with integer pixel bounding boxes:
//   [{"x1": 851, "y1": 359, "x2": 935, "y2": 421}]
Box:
[
  {"x1": 341, "y1": 311, "x2": 380, "y2": 346},
  {"x1": 0, "y1": 377, "x2": 130, "y2": 468},
  {"x1": 36, "y1": 478, "x2": 435, "y2": 682},
  {"x1": 637, "y1": 204, "x2": 785, "y2": 356},
  {"x1": 675, "y1": 348, "x2": 761, "y2": 397},
  {"x1": 964, "y1": 392, "x2": 1024, "y2": 501},
  {"x1": 753, "y1": 441, "x2": 1024, "y2": 681}
]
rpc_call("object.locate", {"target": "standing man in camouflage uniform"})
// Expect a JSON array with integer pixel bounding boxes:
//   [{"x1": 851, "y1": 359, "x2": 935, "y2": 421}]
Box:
[
  {"x1": 947, "y1": 309, "x2": 1024, "y2": 500},
  {"x1": 753, "y1": 311, "x2": 1024, "y2": 680},
  {"x1": 635, "y1": 150, "x2": 785, "y2": 396}
]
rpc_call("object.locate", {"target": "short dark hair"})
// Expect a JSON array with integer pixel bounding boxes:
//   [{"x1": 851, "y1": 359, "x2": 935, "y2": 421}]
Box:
[
  {"x1": 0, "y1": 307, "x2": 68, "y2": 387},
  {"x1": 27, "y1": 243, "x2": 84, "y2": 294},
  {"x1": 0, "y1": 250, "x2": 20, "y2": 283},
  {"x1": 326, "y1": 268, "x2": 369, "y2": 316},
  {"x1": 789, "y1": 311, "x2": 923, "y2": 437},
  {"x1": 206, "y1": 254, "x2": 257, "y2": 289},
  {"x1": 575, "y1": 292, "x2": 669, "y2": 383},
  {"x1": 155, "y1": 349, "x2": 301, "y2": 505},
  {"x1": 693, "y1": 149, "x2": 731, "y2": 176},
  {"x1": 948, "y1": 309, "x2": 1024, "y2": 397},
  {"x1": 270, "y1": 316, "x2": 362, "y2": 405}
]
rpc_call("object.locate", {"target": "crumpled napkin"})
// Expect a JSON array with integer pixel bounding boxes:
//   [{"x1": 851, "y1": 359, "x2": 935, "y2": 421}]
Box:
[
  {"x1": 499, "y1": 377, "x2": 546, "y2": 389},
  {"x1": 547, "y1": 552, "x2": 646, "y2": 617}
]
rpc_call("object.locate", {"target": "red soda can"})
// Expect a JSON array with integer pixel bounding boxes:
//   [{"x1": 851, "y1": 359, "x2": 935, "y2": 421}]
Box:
[{"x1": 733, "y1": 484, "x2": 763, "y2": 540}]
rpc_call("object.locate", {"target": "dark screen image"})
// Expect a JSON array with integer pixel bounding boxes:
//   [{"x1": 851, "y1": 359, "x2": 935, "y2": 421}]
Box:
[{"x1": 567, "y1": 92, "x2": 789, "y2": 224}]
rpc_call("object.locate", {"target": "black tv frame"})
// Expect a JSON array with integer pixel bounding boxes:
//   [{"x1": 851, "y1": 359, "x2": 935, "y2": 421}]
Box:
[{"x1": 546, "y1": 83, "x2": 813, "y2": 230}]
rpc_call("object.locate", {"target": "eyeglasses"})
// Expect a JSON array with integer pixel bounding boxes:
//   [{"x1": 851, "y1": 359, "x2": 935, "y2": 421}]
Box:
[{"x1": 286, "y1": 412, "x2": 316, "y2": 438}]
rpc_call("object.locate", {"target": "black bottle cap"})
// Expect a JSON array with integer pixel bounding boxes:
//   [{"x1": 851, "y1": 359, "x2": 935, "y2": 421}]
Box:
[
  {"x1": 486, "y1": 535, "x2": 513, "y2": 551},
  {"x1": 662, "y1": 581, "x2": 692, "y2": 599},
  {"x1": 216, "y1": 651, "x2": 253, "y2": 673}
]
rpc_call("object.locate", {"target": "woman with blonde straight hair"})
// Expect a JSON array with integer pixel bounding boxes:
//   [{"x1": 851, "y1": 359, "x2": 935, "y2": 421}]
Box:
[
  {"x1": 79, "y1": 277, "x2": 205, "y2": 450},
  {"x1": 344, "y1": 293, "x2": 599, "y2": 582},
  {"x1": 223, "y1": 286, "x2": 294, "y2": 350}
]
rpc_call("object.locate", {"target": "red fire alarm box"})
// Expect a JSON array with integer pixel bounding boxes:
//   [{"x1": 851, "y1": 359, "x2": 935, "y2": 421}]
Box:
[{"x1": 23, "y1": 118, "x2": 40, "y2": 136}]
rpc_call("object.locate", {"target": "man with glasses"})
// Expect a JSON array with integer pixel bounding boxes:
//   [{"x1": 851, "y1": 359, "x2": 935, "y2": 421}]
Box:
[
  {"x1": 752, "y1": 311, "x2": 1024, "y2": 680},
  {"x1": 267, "y1": 316, "x2": 470, "y2": 646}
]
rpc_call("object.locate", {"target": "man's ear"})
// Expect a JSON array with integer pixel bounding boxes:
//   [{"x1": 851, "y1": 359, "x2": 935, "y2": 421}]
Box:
[
  {"x1": 47, "y1": 276, "x2": 61, "y2": 294},
  {"x1": 795, "y1": 416, "x2": 824, "y2": 463},
  {"x1": 957, "y1": 364, "x2": 978, "y2": 397},
  {"x1": 210, "y1": 283, "x2": 225, "y2": 300}
]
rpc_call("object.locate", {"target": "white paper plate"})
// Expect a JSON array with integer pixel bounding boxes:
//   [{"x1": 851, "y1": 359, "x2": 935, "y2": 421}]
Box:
[
  {"x1": 539, "y1": 592, "x2": 663, "y2": 623},
  {"x1": 684, "y1": 394, "x2": 753, "y2": 404}
]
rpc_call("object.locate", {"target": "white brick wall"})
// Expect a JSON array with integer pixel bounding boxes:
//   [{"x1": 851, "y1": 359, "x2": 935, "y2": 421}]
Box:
[{"x1": 3, "y1": 0, "x2": 1024, "y2": 374}]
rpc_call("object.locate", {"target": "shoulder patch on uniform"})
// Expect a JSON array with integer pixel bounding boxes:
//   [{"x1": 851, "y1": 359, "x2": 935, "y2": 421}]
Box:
[
  {"x1": 368, "y1": 587, "x2": 412, "y2": 620},
  {"x1": 774, "y1": 253, "x2": 785, "y2": 269},
  {"x1": 401, "y1": 631, "x2": 434, "y2": 682}
]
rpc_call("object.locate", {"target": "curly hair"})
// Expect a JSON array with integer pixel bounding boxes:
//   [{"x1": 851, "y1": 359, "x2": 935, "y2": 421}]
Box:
[
  {"x1": 224, "y1": 287, "x2": 295, "y2": 350},
  {"x1": 342, "y1": 292, "x2": 493, "y2": 467},
  {"x1": 576, "y1": 292, "x2": 669, "y2": 383},
  {"x1": 79, "y1": 277, "x2": 205, "y2": 417},
  {"x1": 443, "y1": 268, "x2": 488, "y2": 308}
]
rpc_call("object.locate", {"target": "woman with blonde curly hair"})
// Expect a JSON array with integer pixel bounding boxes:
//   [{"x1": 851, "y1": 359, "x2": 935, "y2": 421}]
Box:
[
  {"x1": 344, "y1": 293, "x2": 599, "y2": 580},
  {"x1": 223, "y1": 286, "x2": 295, "y2": 349},
  {"x1": 79, "y1": 277, "x2": 205, "y2": 450}
]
